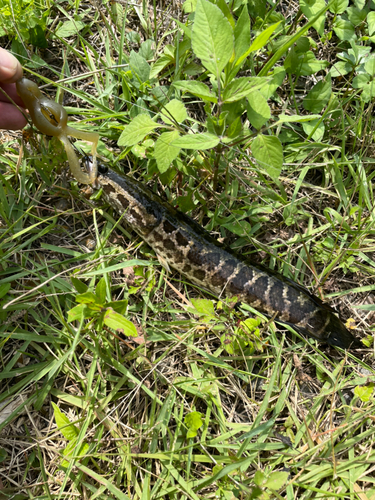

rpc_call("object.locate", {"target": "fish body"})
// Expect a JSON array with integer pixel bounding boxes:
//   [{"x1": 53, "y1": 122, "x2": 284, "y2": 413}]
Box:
[{"x1": 97, "y1": 167, "x2": 361, "y2": 349}]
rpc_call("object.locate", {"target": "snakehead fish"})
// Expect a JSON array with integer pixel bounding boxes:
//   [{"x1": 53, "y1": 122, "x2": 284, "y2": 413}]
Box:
[{"x1": 94, "y1": 165, "x2": 361, "y2": 350}]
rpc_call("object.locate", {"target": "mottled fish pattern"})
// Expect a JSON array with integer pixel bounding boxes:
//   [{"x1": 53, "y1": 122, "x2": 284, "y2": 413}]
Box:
[{"x1": 97, "y1": 167, "x2": 361, "y2": 349}]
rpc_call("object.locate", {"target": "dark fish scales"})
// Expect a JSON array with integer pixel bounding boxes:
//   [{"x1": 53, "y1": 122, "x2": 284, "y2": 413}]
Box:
[{"x1": 97, "y1": 167, "x2": 361, "y2": 350}]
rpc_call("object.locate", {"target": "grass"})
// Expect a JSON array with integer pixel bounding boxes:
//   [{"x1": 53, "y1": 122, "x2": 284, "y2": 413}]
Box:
[{"x1": 0, "y1": 0, "x2": 375, "y2": 498}]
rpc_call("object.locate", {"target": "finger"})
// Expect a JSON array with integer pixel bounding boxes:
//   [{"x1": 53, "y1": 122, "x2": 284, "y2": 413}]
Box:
[
  {"x1": 0, "y1": 48, "x2": 23, "y2": 83},
  {"x1": 0, "y1": 83, "x2": 25, "y2": 107},
  {"x1": 0, "y1": 102, "x2": 27, "y2": 130}
]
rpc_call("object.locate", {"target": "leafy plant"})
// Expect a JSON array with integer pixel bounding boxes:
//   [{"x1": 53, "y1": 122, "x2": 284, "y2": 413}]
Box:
[
  {"x1": 0, "y1": 0, "x2": 48, "y2": 47},
  {"x1": 52, "y1": 402, "x2": 89, "y2": 467},
  {"x1": 68, "y1": 277, "x2": 137, "y2": 337}
]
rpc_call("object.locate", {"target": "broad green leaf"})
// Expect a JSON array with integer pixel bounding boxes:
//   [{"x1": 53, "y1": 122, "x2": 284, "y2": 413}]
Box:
[
  {"x1": 264, "y1": 471, "x2": 289, "y2": 490},
  {"x1": 259, "y1": 66, "x2": 286, "y2": 99},
  {"x1": 354, "y1": 384, "x2": 374, "y2": 402},
  {"x1": 71, "y1": 277, "x2": 88, "y2": 294},
  {"x1": 365, "y1": 57, "x2": 375, "y2": 76},
  {"x1": 192, "y1": 0, "x2": 234, "y2": 75},
  {"x1": 129, "y1": 50, "x2": 150, "y2": 83},
  {"x1": 333, "y1": 17, "x2": 356, "y2": 41},
  {"x1": 55, "y1": 20, "x2": 85, "y2": 37},
  {"x1": 234, "y1": 6, "x2": 250, "y2": 64},
  {"x1": 225, "y1": 115, "x2": 242, "y2": 139},
  {"x1": 222, "y1": 219, "x2": 252, "y2": 236},
  {"x1": 302, "y1": 119, "x2": 325, "y2": 141},
  {"x1": 347, "y1": 6, "x2": 367, "y2": 25},
  {"x1": 353, "y1": 73, "x2": 370, "y2": 88},
  {"x1": 52, "y1": 402, "x2": 79, "y2": 441},
  {"x1": 330, "y1": 60, "x2": 353, "y2": 77},
  {"x1": 300, "y1": 0, "x2": 326, "y2": 34},
  {"x1": 171, "y1": 132, "x2": 219, "y2": 150},
  {"x1": 259, "y1": 2, "x2": 331, "y2": 77},
  {"x1": 183, "y1": 0, "x2": 197, "y2": 13},
  {"x1": 223, "y1": 76, "x2": 269, "y2": 103},
  {"x1": 75, "y1": 291, "x2": 103, "y2": 307},
  {"x1": 303, "y1": 76, "x2": 332, "y2": 113},
  {"x1": 247, "y1": 90, "x2": 270, "y2": 130},
  {"x1": 184, "y1": 411, "x2": 203, "y2": 438},
  {"x1": 368, "y1": 11, "x2": 375, "y2": 36},
  {"x1": 62, "y1": 439, "x2": 90, "y2": 466},
  {"x1": 360, "y1": 80, "x2": 375, "y2": 102},
  {"x1": 67, "y1": 303, "x2": 91, "y2": 322},
  {"x1": 252, "y1": 135, "x2": 283, "y2": 179},
  {"x1": 329, "y1": 0, "x2": 349, "y2": 14},
  {"x1": 173, "y1": 80, "x2": 217, "y2": 102},
  {"x1": 95, "y1": 277, "x2": 107, "y2": 304},
  {"x1": 299, "y1": 51, "x2": 329, "y2": 76},
  {"x1": 150, "y1": 54, "x2": 173, "y2": 79},
  {"x1": 154, "y1": 131, "x2": 181, "y2": 173},
  {"x1": 160, "y1": 99, "x2": 187, "y2": 125},
  {"x1": 191, "y1": 298, "x2": 215, "y2": 317},
  {"x1": 103, "y1": 308, "x2": 138, "y2": 337},
  {"x1": 247, "y1": 0, "x2": 266, "y2": 19},
  {"x1": 29, "y1": 24, "x2": 48, "y2": 49},
  {"x1": 118, "y1": 114, "x2": 159, "y2": 147},
  {"x1": 235, "y1": 22, "x2": 281, "y2": 67}
]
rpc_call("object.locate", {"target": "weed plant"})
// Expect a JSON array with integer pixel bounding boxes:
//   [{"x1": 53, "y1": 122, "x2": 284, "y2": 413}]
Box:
[{"x1": 0, "y1": 0, "x2": 375, "y2": 498}]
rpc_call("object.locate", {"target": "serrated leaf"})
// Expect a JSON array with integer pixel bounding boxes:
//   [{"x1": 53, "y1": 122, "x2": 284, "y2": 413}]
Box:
[
  {"x1": 160, "y1": 99, "x2": 187, "y2": 125},
  {"x1": 171, "y1": 132, "x2": 219, "y2": 150},
  {"x1": 223, "y1": 76, "x2": 269, "y2": 103},
  {"x1": 191, "y1": 298, "x2": 215, "y2": 317},
  {"x1": 252, "y1": 135, "x2": 283, "y2": 179},
  {"x1": 118, "y1": 114, "x2": 159, "y2": 147},
  {"x1": 55, "y1": 20, "x2": 85, "y2": 37},
  {"x1": 173, "y1": 80, "x2": 217, "y2": 102},
  {"x1": 103, "y1": 308, "x2": 138, "y2": 337},
  {"x1": 234, "y1": 6, "x2": 250, "y2": 64},
  {"x1": 52, "y1": 402, "x2": 79, "y2": 441},
  {"x1": 247, "y1": 90, "x2": 270, "y2": 129},
  {"x1": 192, "y1": 0, "x2": 234, "y2": 74},
  {"x1": 154, "y1": 131, "x2": 181, "y2": 173}
]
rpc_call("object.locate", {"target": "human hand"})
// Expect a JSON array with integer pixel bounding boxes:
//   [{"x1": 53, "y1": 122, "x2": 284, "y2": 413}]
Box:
[{"x1": 0, "y1": 48, "x2": 27, "y2": 130}]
